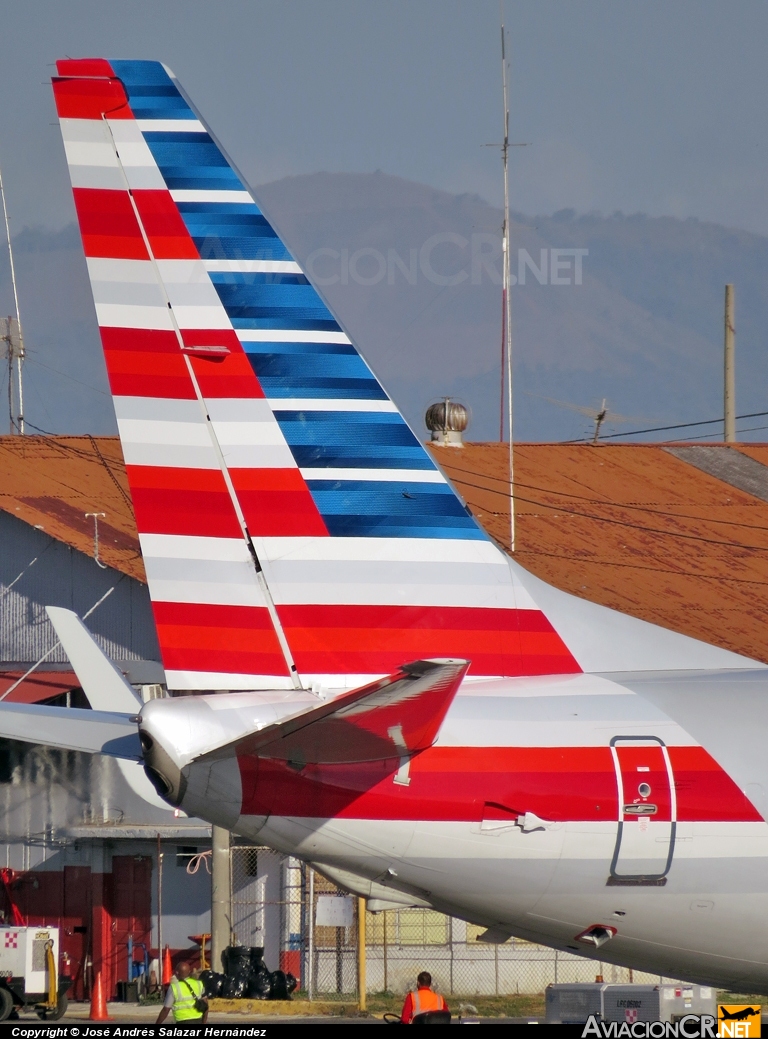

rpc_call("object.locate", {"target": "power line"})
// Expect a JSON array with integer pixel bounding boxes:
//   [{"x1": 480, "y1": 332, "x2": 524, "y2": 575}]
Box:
[
  {"x1": 440, "y1": 462, "x2": 768, "y2": 533},
  {"x1": 24, "y1": 354, "x2": 110, "y2": 396},
  {"x1": 514, "y1": 547, "x2": 768, "y2": 587},
  {"x1": 434, "y1": 462, "x2": 768, "y2": 549},
  {"x1": 485, "y1": 490, "x2": 768, "y2": 551},
  {"x1": 564, "y1": 409, "x2": 768, "y2": 443}
]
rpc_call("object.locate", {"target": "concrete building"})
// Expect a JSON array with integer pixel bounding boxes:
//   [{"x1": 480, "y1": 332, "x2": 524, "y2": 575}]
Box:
[{"x1": 0, "y1": 436, "x2": 213, "y2": 1000}]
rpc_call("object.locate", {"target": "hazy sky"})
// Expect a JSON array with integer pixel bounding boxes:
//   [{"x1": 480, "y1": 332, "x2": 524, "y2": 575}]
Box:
[{"x1": 1, "y1": 0, "x2": 768, "y2": 234}]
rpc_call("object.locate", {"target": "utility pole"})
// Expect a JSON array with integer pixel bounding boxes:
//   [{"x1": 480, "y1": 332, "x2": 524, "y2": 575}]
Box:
[
  {"x1": 500, "y1": 21, "x2": 515, "y2": 552},
  {"x1": 0, "y1": 167, "x2": 24, "y2": 434},
  {"x1": 724, "y1": 284, "x2": 735, "y2": 443},
  {"x1": 307, "y1": 868, "x2": 315, "y2": 1000},
  {"x1": 211, "y1": 825, "x2": 232, "y2": 973},
  {"x1": 357, "y1": 897, "x2": 367, "y2": 1011},
  {"x1": 156, "y1": 833, "x2": 163, "y2": 979}
]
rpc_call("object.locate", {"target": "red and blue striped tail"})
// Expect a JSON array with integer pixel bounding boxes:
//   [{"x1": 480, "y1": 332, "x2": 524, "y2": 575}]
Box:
[{"x1": 52, "y1": 59, "x2": 579, "y2": 691}]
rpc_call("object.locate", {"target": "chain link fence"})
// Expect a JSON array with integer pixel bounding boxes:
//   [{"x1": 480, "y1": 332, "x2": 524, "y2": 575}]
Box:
[{"x1": 230, "y1": 846, "x2": 679, "y2": 999}]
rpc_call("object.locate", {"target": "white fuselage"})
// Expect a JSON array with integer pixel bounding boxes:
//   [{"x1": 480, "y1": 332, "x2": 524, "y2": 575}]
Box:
[{"x1": 139, "y1": 668, "x2": 768, "y2": 993}]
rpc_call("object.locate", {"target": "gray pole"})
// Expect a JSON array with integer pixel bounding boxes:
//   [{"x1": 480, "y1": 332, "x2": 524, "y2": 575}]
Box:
[
  {"x1": 724, "y1": 284, "x2": 736, "y2": 442},
  {"x1": 501, "y1": 23, "x2": 515, "y2": 553},
  {"x1": 156, "y1": 833, "x2": 163, "y2": 982},
  {"x1": 307, "y1": 868, "x2": 314, "y2": 1000},
  {"x1": 211, "y1": 825, "x2": 231, "y2": 973},
  {"x1": 0, "y1": 168, "x2": 25, "y2": 435}
]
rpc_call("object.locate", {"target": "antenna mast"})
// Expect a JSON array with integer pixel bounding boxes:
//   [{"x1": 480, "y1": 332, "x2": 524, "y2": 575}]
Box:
[
  {"x1": 0, "y1": 166, "x2": 24, "y2": 435},
  {"x1": 500, "y1": 21, "x2": 514, "y2": 552}
]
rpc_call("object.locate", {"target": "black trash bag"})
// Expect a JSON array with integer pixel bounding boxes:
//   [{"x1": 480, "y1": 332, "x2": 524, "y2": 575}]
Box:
[
  {"x1": 268, "y1": 969, "x2": 291, "y2": 1001},
  {"x1": 245, "y1": 964, "x2": 271, "y2": 1001},
  {"x1": 248, "y1": 947, "x2": 265, "y2": 970},
  {"x1": 199, "y1": 970, "x2": 225, "y2": 998},
  {"x1": 220, "y1": 973, "x2": 247, "y2": 1000},
  {"x1": 223, "y1": 945, "x2": 251, "y2": 977},
  {"x1": 285, "y1": 972, "x2": 298, "y2": 996}
]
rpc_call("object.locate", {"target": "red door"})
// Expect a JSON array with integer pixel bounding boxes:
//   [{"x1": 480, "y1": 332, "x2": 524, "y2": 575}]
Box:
[
  {"x1": 61, "y1": 866, "x2": 92, "y2": 1000},
  {"x1": 610, "y1": 737, "x2": 676, "y2": 883},
  {"x1": 109, "y1": 856, "x2": 152, "y2": 989}
]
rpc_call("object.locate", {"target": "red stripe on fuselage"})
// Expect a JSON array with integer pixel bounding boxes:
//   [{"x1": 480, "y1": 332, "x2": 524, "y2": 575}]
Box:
[
  {"x1": 238, "y1": 744, "x2": 763, "y2": 824},
  {"x1": 276, "y1": 605, "x2": 579, "y2": 677}
]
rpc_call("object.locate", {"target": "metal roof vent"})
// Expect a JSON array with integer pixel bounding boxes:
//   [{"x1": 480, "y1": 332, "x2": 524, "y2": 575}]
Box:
[{"x1": 425, "y1": 397, "x2": 468, "y2": 447}]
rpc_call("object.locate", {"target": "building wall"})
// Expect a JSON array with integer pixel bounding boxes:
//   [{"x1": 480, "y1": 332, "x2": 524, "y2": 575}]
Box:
[
  {"x1": 0, "y1": 511, "x2": 159, "y2": 666},
  {"x1": 156, "y1": 843, "x2": 213, "y2": 956},
  {"x1": 0, "y1": 735, "x2": 213, "y2": 1000},
  {"x1": 3, "y1": 837, "x2": 212, "y2": 1001},
  {"x1": 0, "y1": 511, "x2": 217, "y2": 1000}
]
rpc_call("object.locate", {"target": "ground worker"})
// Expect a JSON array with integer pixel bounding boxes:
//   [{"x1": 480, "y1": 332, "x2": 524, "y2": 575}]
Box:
[
  {"x1": 400, "y1": 971, "x2": 449, "y2": 1023},
  {"x1": 155, "y1": 960, "x2": 208, "y2": 1025}
]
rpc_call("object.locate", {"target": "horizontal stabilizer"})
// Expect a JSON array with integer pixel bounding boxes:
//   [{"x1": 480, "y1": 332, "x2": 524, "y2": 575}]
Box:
[
  {"x1": 46, "y1": 606, "x2": 143, "y2": 712},
  {"x1": 0, "y1": 702, "x2": 140, "y2": 758},
  {"x1": 189, "y1": 658, "x2": 468, "y2": 765}
]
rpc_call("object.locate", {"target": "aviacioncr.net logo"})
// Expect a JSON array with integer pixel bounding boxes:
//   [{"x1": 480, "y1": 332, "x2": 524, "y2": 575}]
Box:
[
  {"x1": 582, "y1": 1015, "x2": 718, "y2": 1037},
  {"x1": 717, "y1": 1005, "x2": 761, "y2": 1038}
]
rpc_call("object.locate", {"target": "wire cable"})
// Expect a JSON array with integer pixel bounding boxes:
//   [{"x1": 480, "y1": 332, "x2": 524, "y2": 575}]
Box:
[
  {"x1": 436, "y1": 463, "x2": 768, "y2": 535},
  {"x1": 563, "y1": 409, "x2": 768, "y2": 443}
]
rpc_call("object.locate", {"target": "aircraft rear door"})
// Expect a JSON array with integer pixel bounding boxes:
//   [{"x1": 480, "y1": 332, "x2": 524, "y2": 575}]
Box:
[{"x1": 609, "y1": 736, "x2": 676, "y2": 884}]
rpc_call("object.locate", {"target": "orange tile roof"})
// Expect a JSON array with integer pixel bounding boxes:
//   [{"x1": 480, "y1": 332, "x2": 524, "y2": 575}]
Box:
[
  {"x1": 5, "y1": 436, "x2": 768, "y2": 665},
  {"x1": 0, "y1": 435, "x2": 144, "y2": 582},
  {"x1": 428, "y1": 442, "x2": 768, "y2": 664}
]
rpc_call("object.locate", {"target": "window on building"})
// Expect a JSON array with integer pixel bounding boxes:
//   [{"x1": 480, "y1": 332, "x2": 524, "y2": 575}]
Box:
[
  {"x1": 176, "y1": 846, "x2": 198, "y2": 868},
  {"x1": 397, "y1": 909, "x2": 449, "y2": 945},
  {"x1": 367, "y1": 908, "x2": 448, "y2": 946}
]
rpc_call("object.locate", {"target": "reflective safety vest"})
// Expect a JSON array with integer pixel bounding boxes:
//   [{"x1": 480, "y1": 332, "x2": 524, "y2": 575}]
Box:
[
  {"x1": 412, "y1": 987, "x2": 446, "y2": 1017},
  {"x1": 170, "y1": 976, "x2": 205, "y2": 1021}
]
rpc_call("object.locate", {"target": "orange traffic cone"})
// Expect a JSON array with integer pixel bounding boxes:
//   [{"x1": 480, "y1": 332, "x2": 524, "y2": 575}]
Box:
[
  {"x1": 89, "y1": 971, "x2": 110, "y2": 1021},
  {"x1": 162, "y1": 945, "x2": 173, "y2": 986}
]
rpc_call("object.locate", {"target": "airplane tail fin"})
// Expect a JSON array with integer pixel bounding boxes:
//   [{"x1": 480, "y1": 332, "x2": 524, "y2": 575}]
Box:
[
  {"x1": 52, "y1": 58, "x2": 580, "y2": 690},
  {"x1": 52, "y1": 59, "x2": 759, "y2": 689}
]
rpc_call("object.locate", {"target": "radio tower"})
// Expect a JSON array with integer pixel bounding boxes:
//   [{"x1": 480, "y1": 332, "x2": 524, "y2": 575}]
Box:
[
  {"x1": 0, "y1": 165, "x2": 24, "y2": 434},
  {"x1": 500, "y1": 20, "x2": 514, "y2": 552}
]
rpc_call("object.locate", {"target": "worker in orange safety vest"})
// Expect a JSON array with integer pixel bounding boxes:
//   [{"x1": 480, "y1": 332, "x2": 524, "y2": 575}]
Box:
[{"x1": 400, "y1": 971, "x2": 449, "y2": 1023}]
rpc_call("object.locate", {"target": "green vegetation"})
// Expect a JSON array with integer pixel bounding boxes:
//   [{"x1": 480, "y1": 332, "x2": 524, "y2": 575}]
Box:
[{"x1": 138, "y1": 992, "x2": 163, "y2": 1005}]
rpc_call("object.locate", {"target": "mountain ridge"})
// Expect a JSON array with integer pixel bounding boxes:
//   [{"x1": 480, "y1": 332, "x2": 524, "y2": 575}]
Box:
[{"x1": 0, "y1": 170, "x2": 765, "y2": 441}]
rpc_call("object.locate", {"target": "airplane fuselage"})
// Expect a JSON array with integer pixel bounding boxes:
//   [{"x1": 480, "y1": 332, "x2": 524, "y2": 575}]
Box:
[{"x1": 139, "y1": 668, "x2": 768, "y2": 994}]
